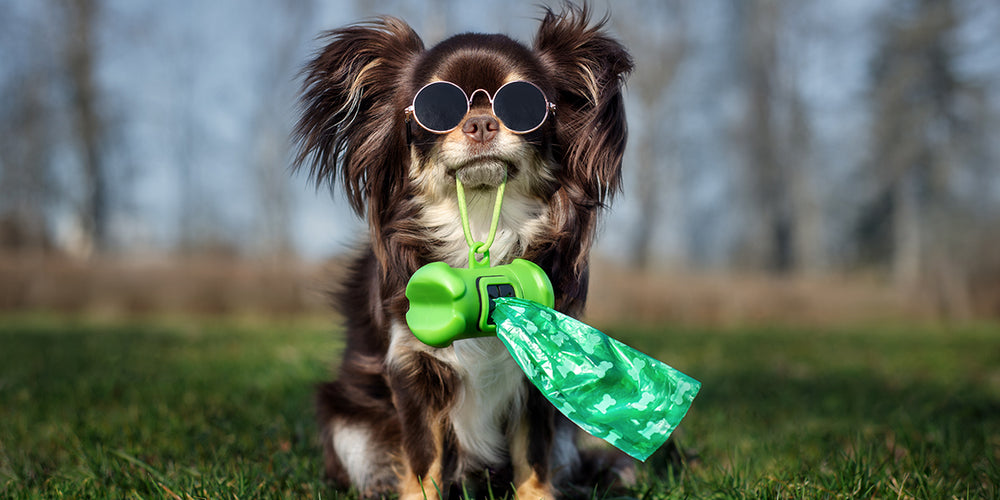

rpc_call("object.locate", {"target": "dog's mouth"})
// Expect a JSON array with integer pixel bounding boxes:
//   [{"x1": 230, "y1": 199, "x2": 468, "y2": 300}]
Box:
[{"x1": 450, "y1": 157, "x2": 512, "y2": 189}]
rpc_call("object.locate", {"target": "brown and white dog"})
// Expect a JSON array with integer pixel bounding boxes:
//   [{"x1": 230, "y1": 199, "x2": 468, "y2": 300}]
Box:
[{"x1": 294, "y1": 4, "x2": 633, "y2": 499}]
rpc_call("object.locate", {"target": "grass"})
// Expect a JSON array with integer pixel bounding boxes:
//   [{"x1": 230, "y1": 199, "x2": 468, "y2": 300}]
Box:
[
  {"x1": 1, "y1": 314, "x2": 998, "y2": 499},
  {"x1": 0, "y1": 315, "x2": 335, "y2": 499},
  {"x1": 612, "y1": 322, "x2": 1000, "y2": 499}
]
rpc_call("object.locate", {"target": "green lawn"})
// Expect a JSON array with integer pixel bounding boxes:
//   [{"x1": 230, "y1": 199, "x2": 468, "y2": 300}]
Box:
[{"x1": 1, "y1": 314, "x2": 997, "y2": 499}]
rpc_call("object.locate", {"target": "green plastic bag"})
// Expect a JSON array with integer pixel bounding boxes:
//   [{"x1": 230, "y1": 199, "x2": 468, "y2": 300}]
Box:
[{"x1": 492, "y1": 297, "x2": 701, "y2": 462}]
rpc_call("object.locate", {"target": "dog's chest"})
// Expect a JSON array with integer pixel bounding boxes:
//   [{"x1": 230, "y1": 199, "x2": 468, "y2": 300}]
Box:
[
  {"x1": 388, "y1": 323, "x2": 527, "y2": 469},
  {"x1": 406, "y1": 190, "x2": 549, "y2": 466},
  {"x1": 449, "y1": 338, "x2": 527, "y2": 467}
]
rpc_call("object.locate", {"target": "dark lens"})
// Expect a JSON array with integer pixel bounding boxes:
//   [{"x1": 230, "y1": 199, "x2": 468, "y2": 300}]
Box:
[
  {"x1": 412, "y1": 82, "x2": 468, "y2": 132},
  {"x1": 493, "y1": 81, "x2": 548, "y2": 132}
]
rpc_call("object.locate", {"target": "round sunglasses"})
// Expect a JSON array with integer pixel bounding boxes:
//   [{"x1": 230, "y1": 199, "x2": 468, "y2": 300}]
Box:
[{"x1": 404, "y1": 80, "x2": 556, "y2": 134}]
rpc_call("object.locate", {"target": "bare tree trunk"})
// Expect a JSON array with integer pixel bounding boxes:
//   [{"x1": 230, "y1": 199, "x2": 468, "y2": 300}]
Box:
[
  {"x1": 786, "y1": 88, "x2": 824, "y2": 272},
  {"x1": 737, "y1": 0, "x2": 795, "y2": 274},
  {"x1": 616, "y1": 1, "x2": 686, "y2": 270},
  {"x1": 63, "y1": 0, "x2": 108, "y2": 255},
  {"x1": 892, "y1": 176, "x2": 921, "y2": 289},
  {"x1": 250, "y1": 0, "x2": 315, "y2": 259},
  {"x1": 629, "y1": 140, "x2": 658, "y2": 269},
  {"x1": 0, "y1": 73, "x2": 54, "y2": 251},
  {"x1": 864, "y1": 0, "x2": 974, "y2": 317}
]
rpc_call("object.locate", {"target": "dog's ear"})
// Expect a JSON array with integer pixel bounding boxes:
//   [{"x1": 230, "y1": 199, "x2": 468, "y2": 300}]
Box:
[
  {"x1": 294, "y1": 17, "x2": 423, "y2": 221},
  {"x1": 534, "y1": 4, "x2": 633, "y2": 206},
  {"x1": 529, "y1": 5, "x2": 632, "y2": 306}
]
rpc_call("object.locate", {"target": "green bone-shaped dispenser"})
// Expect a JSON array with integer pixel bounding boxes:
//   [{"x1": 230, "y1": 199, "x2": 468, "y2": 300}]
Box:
[{"x1": 405, "y1": 257, "x2": 554, "y2": 348}]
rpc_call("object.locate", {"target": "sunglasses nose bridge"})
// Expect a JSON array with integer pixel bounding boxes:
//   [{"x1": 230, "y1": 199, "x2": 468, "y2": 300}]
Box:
[{"x1": 466, "y1": 88, "x2": 493, "y2": 110}]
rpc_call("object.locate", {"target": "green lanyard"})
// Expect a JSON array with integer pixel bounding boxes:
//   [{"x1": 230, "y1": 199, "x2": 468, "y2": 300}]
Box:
[
  {"x1": 405, "y1": 167, "x2": 554, "y2": 347},
  {"x1": 455, "y1": 169, "x2": 507, "y2": 269}
]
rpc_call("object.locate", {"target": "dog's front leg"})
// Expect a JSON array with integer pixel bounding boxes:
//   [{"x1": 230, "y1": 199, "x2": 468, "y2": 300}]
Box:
[
  {"x1": 389, "y1": 351, "x2": 458, "y2": 500},
  {"x1": 510, "y1": 384, "x2": 556, "y2": 500}
]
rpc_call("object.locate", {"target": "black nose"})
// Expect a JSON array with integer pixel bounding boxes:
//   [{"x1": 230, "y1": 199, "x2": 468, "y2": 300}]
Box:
[{"x1": 462, "y1": 114, "x2": 499, "y2": 143}]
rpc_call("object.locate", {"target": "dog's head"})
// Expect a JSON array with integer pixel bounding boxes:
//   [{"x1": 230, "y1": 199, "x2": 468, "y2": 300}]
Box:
[
  {"x1": 405, "y1": 34, "x2": 557, "y2": 200},
  {"x1": 295, "y1": 5, "x2": 632, "y2": 255}
]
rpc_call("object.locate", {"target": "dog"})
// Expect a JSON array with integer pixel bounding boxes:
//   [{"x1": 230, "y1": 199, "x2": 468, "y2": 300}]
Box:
[{"x1": 293, "y1": 4, "x2": 633, "y2": 498}]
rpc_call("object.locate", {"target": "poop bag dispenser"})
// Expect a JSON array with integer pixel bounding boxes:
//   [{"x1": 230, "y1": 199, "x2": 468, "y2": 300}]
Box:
[
  {"x1": 405, "y1": 257, "x2": 554, "y2": 347},
  {"x1": 404, "y1": 170, "x2": 700, "y2": 461}
]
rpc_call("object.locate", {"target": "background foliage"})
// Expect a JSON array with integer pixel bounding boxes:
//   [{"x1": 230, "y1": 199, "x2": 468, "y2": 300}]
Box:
[{"x1": 2, "y1": 0, "x2": 999, "y2": 317}]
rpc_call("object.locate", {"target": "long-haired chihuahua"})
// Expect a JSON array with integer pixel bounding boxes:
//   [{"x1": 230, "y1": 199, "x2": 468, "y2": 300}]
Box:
[{"x1": 294, "y1": 4, "x2": 633, "y2": 498}]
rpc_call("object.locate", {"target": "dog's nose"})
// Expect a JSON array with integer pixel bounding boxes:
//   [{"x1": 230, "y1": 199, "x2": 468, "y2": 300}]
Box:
[{"x1": 462, "y1": 115, "x2": 499, "y2": 143}]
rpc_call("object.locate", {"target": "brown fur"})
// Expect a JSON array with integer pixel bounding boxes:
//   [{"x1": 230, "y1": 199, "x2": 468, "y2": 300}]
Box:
[{"x1": 294, "y1": 4, "x2": 633, "y2": 498}]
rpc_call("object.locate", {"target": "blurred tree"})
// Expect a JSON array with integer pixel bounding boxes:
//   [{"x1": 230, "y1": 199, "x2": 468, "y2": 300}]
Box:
[
  {"x1": 860, "y1": 0, "x2": 973, "y2": 316},
  {"x1": 173, "y1": 12, "x2": 212, "y2": 256},
  {"x1": 614, "y1": 1, "x2": 687, "y2": 270},
  {"x1": 250, "y1": 0, "x2": 315, "y2": 259},
  {"x1": 61, "y1": 0, "x2": 110, "y2": 255},
  {"x1": 0, "y1": 7, "x2": 55, "y2": 252},
  {"x1": 3, "y1": 0, "x2": 998, "y2": 287},
  {"x1": 739, "y1": 0, "x2": 786, "y2": 273},
  {"x1": 729, "y1": 0, "x2": 825, "y2": 275},
  {"x1": 780, "y1": 2, "x2": 829, "y2": 273},
  {"x1": 730, "y1": 0, "x2": 798, "y2": 274},
  {"x1": 170, "y1": 4, "x2": 234, "y2": 257},
  {"x1": 0, "y1": 74, "x2": 55, "y2": 252}
]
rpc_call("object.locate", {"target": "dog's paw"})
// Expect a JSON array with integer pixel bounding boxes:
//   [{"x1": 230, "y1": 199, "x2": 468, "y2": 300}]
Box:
[{"x1": 515, "y1": 474, "x2": 555, "y2": 500}]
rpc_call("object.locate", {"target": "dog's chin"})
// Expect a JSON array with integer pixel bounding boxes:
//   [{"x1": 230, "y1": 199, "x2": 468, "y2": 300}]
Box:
[{"x1": 453, "y1": 159, "x2": 509, "y2": 189}]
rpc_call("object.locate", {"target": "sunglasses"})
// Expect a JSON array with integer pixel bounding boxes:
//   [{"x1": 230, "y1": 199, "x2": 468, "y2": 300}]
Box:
[{"x1": 405, "y1": 80, "x2": 556, "y2": 134}]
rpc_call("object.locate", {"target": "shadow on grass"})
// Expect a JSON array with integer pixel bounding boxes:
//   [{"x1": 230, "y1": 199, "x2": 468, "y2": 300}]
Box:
[{"x1": 633, "y1": 333, "x2": 1000, "y2": 499}]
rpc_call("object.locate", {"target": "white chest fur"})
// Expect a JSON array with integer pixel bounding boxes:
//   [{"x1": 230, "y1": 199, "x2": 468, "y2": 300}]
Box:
[
  {"x1": 386, "y1": 322, "x2": 527, "y2": 470},
  {"x1": 449, "y1": 337, "x2": 527, "y2": 469},
  {"x1": 417, "y1": 186, "x2": 549, "y2": 268}
]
